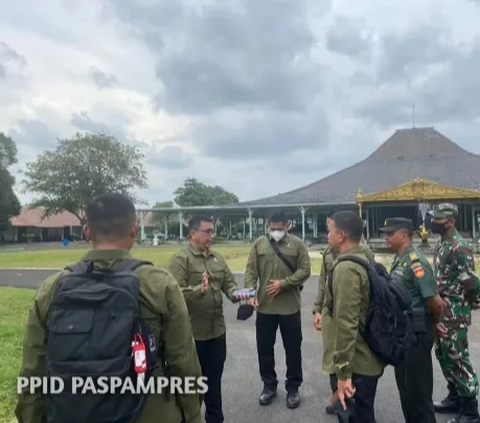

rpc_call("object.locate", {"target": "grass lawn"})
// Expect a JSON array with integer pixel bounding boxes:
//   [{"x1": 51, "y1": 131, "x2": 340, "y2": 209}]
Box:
[
  {"x1": 0, "y1": 287, "x2": 35, "y2": 423},
  {"x1": 0, "y1": 244, "x2": 252, "y2": 272}
]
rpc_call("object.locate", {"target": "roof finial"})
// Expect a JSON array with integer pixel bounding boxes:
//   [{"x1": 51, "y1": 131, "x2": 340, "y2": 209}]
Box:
[{"x1": 412, "y1": 103, "x2": 415, "y2": 128}]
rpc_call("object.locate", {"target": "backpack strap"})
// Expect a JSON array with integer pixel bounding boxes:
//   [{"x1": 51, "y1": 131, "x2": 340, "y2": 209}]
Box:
[
  {"x1": 327, "y1": 255, "x2": 370, "y2": 315},
  {"x1": 64, "y1": 260, "x2": 92, "y2": 273}
]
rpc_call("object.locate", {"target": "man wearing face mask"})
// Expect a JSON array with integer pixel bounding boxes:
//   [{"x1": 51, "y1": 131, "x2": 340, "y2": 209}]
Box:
[
  {"x1": 244, "y1": 211, "x2": 311, "y2": 409},
  {"x1": 428, "y1": 203, "x2": 480, "y2": 423},
  {"x1": 380, "y1": 217, "x2": 444, "y2": 423}
]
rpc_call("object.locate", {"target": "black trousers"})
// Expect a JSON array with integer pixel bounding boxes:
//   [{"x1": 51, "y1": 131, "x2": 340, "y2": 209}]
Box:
[
  {"x1": 394, "y1": 325, "x2": 436, "y2": 423},
  {"x1": 255, "y1": 311, "x2": 303, "y2": 390},
  {"x1": 195, "y1": 334, "x2": 227, "y2": 423},
  {"x1": 330, "y1": 373, "x2": 380, "y2": 423}
]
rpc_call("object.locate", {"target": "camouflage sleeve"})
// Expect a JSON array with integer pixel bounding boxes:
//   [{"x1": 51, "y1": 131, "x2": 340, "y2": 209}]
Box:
[
  {"x1": 313, "y1": 254, "x2": 327, "y2": 314},
  {"x1": 280, "y1": 240, "x2": 311, "y2": 289},
  {"x1": 167, "y1": 254, "x2": 204, "y2": 304},
  {"x1": 244, "y1": 240, "x2": 259, "y2": 289},
  {"x1": 15, "y1": 273, "x2": 60, "y2": 423},
  {"x1": 456, "y1": 246, "x2": 480, "y2": 301}
]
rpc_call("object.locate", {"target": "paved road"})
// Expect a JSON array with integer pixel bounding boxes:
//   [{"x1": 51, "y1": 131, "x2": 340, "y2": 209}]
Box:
[{"x1": 2, "y1": 270, "x2": 480, "y2": 422}]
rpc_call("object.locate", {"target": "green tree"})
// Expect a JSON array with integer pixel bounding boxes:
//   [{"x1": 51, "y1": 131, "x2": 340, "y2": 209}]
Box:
[
  {"x1": 0, "y1": 133, "x2": 21, "y2": 231},
  {"x1": 22, "y1": 132, "x2": 148, "y2": 226},
  {"x1": 173, "y1": 178, "x2": 239, "y2": 207},
  {"x1": 150, "y1": 201, "x2": 175, "y2": 228}
]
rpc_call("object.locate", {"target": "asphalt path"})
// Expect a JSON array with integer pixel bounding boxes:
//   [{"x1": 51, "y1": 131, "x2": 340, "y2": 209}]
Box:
[{"x1": 1, "y1": 269, "x2": 480, "y2": 423}]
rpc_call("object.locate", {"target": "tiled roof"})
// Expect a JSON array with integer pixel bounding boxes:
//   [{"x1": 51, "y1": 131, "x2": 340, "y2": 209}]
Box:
[
  {"x1": 240, "y1": 127, "x2": 480, "y2": 206},
  {"x1": 11, "y1": 208, "x2": 82, "y2": 228}
]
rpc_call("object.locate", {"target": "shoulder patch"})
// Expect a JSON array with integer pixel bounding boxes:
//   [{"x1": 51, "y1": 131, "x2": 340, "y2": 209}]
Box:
[
  {"x1": 411, "y1": 262, "x2": 425, "y2": 278},
  {"x1": 409, "y1": 252, "x2": 418, "y2": 262}
]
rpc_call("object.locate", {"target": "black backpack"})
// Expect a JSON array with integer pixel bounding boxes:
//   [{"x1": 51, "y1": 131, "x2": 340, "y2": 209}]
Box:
[
  {"x1": 327, "y1": 255, "x2": 415, "y2": 366},
  {"x1": 45, "y1": 258, "x2": 158, "y2": 423}
]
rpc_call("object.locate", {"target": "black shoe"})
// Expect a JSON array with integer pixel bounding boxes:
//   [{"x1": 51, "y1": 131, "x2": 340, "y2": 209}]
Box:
[
  {"x1": 448, "y1": 397, "x2": 480, "y2": 423},
  {"x1": 435, "y1": 383, "x2": 461, "y2": 414},
  {"x1": 286, "y1": 388, "x2": 300, "y2": 409},
  {"x1": 259, "y1": 387, "x2": 277, "y2": 406},
  {"x1": 325, "y1": 403, "x2": 335, "y2": 415}
]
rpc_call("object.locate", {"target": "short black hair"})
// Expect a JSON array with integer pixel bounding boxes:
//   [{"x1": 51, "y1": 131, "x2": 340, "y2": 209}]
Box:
[
  {"x1": 268, "y1": 211, "x2": 287, "y2": 223},
  {"x1": 399, "y1": 227, "x2": 414, "y2": 239},
  {"x1": 86, "y1": 193, "x2": 137, "y2": 240},
  {"x1": 330, "y1": 211, "x2": 364, "y2": 243},
  {"x1": 188, "y1": 214, "x2": 213, "y2": 231}
]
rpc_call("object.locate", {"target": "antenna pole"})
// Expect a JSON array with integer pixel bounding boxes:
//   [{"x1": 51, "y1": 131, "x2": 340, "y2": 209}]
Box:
[{"x1": 412, "y1": 103, "x2": 415, "y2": 128}]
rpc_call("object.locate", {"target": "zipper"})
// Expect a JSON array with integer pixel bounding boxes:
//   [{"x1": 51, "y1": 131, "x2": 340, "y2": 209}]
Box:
[{"x1": 205, "y1": 258, "x2": 216, "y2": 338}]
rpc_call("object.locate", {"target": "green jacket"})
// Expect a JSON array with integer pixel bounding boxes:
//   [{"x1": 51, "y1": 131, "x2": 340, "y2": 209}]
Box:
[
  {"x1": 390, "y1": 243, "x2": 437, "y2": 312},
  {"x1": 244, "y1": 233, "x2": 311, "y2": 315},
  {"x1": 321, "y1": 245, "x2": 384, "y2": 379},
  {"x1": 15, "y1": 249, "x2": 203, "y2": 423},
  {"x1": 168, "y1": 243, "x2": 240, "y2": 341},
  {"x1": 313, "y1": 244, "x2": 375, "y2": 314}
]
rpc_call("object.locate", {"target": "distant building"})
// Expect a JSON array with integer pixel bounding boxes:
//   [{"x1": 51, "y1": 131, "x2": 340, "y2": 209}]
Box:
[
  {"x1": 1, "y1": 208, "x2": 157, "y2": 243},
  {"x1": 138, "y1": 127, "x2": 480, "y2": 241}
]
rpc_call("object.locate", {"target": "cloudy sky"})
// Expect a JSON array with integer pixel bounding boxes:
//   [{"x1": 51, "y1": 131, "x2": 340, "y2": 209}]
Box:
[{"x1": 1, "y1": 0, "x2": 480, "y2": 207}]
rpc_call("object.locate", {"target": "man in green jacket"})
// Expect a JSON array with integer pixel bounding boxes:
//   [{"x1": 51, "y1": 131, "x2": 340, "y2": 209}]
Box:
[
  {"x1": 168, "y1": 214, "x2": 247, "y2": 423},
  {"x1": 15, "y1": 193, "x2": 203, "y2": 423},
  {"x1": 322, "y1": 210, "x2": 384, "y2": 423},
  {"x1": 313, "y1": 216, "x2": 375, "y2": 415},
  {"x1": 244, "y1": 211, "x2": 311, "y2": 409}
]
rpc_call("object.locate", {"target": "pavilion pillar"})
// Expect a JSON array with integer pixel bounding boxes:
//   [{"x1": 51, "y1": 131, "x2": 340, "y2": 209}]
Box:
[
  {"x1": 243, "y1": 218, "x2": 246, "y2": 238},
  {"x1": 248, "y1": 208, "x2": 254, "y2": 240},
  {"x1": 472, "y1": 205, "x2": 476, "y2": 240},
  {"x1": 229, "y1": 221, "x2": 232, "y2": 237},
  {"x1": 300, "y1": 206, "x2": 307, "y2": 241},
  {"x1": 313, "y1": 212, "x2": 318, "y2": 238},
  {"x1": 366, "y1": 208, "x2": 370, "y2": 239},
  {"x1": 164, "y1": 215, "x2": 169, "y2": 239},
  {"x1": 140, "y1": 212, "x2": 145, "y2": 241},
  {"x1": 178, "y1": 211, "x2": 184, "y2": 239}
]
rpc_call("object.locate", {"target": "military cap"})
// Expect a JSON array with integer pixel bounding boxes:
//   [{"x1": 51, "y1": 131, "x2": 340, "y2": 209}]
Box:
[
  {"x1": 428, "y1": 203, "x2": 458, "y2": 219},
  {"x1": 379, "y1": 217, "x2": 414, "y2": 233}
]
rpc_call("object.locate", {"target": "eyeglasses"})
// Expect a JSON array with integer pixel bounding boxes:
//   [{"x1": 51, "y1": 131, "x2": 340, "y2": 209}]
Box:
[{"x1": 196, "y1": 228, "x2": 214, "y2": 234}]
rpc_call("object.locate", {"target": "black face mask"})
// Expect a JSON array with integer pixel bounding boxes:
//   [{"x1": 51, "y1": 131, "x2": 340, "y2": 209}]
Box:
[{"x1": 430, "y1": 221, "x2": 447, "y2": 235}]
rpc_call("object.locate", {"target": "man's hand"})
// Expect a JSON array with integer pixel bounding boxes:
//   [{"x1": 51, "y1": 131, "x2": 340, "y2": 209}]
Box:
[
  {"x1": 266, "y1": 279, "x2": 281, "y2": 296},
  {"x1": 313, "y1": 312, "x2": 322, "y2": 331},
  {"x1": 337, "y1": 378, "x2": 356, "y2": 411},
  {"x1": 201, "y1": 272, "x2": 209, "y2": 294},
  {"x1": 248, "y1": 297, "x2": 258, "y2": 307},
  {"x1": 436, "y1": 322, "x2": 448, "y2": 338}
]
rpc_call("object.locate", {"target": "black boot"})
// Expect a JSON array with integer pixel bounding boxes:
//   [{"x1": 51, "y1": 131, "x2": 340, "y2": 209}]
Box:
[
  {"x1": 448, "y1": 397, "x2": 480, "y2": 423},
  {"x1": 286, "y1": 387, "x2": 300, "y2": 409},
  {"x1": 259, "y1": 386, "x2": 277, "y2": 406},
  {"x1": 435, "y1": 382, "x2": 461, "y2": 413},
  {"x1": 325, "y1": 403, "x2": 335, "y2": 414}
]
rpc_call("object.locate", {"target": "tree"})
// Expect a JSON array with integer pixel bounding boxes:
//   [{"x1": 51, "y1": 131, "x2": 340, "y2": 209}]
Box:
[
  {"x1": 150, "y1": 201, "x2": 175, "y2": 228},
  {"x1": 0, "y1": 133, "x2": 21, "y2": 231},
  {"x1": 22, "y1": 132, "x2": 148, "y2": 226},
  {"x1": 173, "y1": 178, "x2": 239, "y2": 207}
]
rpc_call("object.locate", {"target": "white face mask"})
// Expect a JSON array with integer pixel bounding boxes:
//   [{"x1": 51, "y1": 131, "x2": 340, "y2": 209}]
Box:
[{"x1": 269, "y1": 230, "x2": 285, "y2": 242}]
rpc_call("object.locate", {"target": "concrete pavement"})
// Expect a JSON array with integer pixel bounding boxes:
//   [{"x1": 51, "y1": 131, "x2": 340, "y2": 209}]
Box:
[{"x1": 1, "y1": 269, "x2": 479, "y2": 422}]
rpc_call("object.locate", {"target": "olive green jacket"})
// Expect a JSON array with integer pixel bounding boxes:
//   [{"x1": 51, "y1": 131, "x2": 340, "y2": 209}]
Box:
[
  {"x1": 15, "y1": 249, "x2": 203, "y2": 423},
  {"x1": 244, "y1": 233, "x2": 311, "y2": 315},
  {"x1": 313, "y1": 244, "x2": 375, "y2": 314},
  {"x1": 321, "y1": 245, "x2": 384, "y2": 379},
  {"x1": 168, "y1": 244, "x2": 240, "y2": 341}
]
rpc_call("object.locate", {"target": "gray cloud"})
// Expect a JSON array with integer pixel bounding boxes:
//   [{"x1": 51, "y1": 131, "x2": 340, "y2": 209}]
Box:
[
  {"x1": 375, "y1": 24, "x2": 455, "y2": 85},
  {"x1": 105, "y1": 0, "x2": 328, "y2": 115},
  {"x1": 325, "y1": 16, "x2": 373, "y2": 62},
  {"x1": 8, "y1": 119, "x2": 58, "y2": 153},
  {"x1": 0, "y1": 42, "x2": 27, "y2": 78},
  {"x1": 147, "y1": 145, "x2": 193, "y2": 170},
  {"x1": 70, "y1": 111, "x2": 130, "y2": 143},
  {"x1": 90, "y1": 67, "x2": 119, "y2": 89}
]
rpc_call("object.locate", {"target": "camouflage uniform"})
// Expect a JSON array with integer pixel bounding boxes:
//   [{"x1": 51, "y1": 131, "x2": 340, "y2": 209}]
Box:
[{"x1": 430, "y1": 203, "x2": 480, "y2": 423}]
